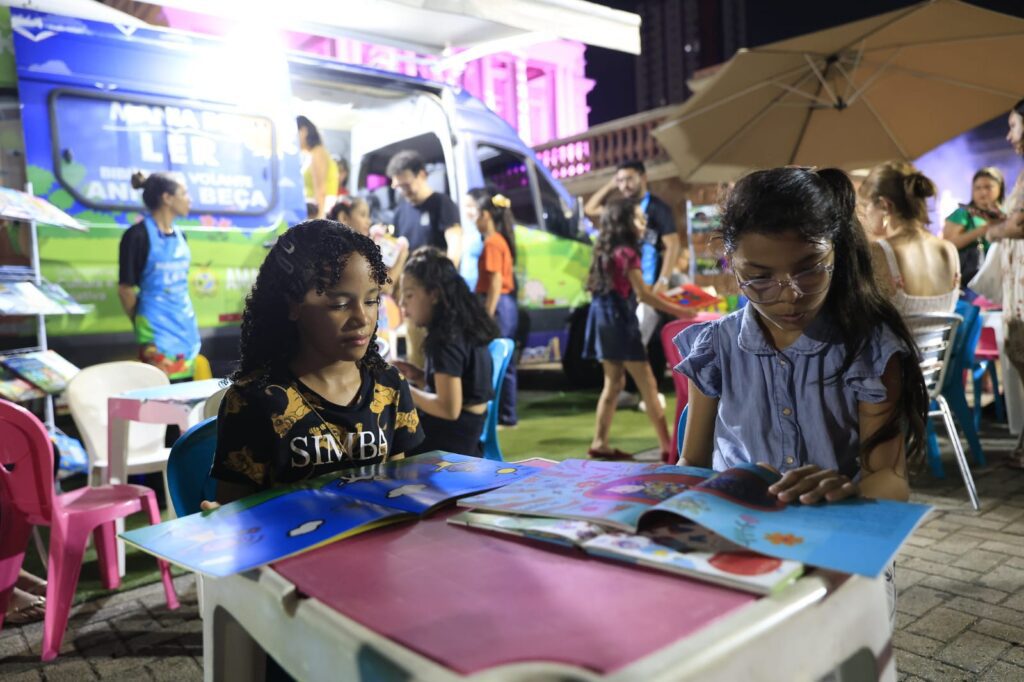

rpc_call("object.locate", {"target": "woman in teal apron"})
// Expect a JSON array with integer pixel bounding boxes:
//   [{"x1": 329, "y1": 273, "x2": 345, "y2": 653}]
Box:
[{"x1": 117, "y1": 171, "x2": 200, "y2": 380}]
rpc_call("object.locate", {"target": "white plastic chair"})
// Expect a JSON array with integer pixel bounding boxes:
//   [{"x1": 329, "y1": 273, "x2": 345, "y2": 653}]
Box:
[
  {"x1": 202, "y1": 386, "x2": 229, "y2": 421},
  {"x1": 65, "y1": 361, "x2": 172, "y2": 488},
  {"x1": 906, "y1": 313, "x2": 980, "y2": 510}
]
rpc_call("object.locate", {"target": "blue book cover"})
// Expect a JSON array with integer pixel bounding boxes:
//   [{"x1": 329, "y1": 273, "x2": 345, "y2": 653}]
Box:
[
  {"x1": 121, "y1": 452, "x2": 537, "y2": 577},
  {"x1": 459, "y1": 460, "x2": 932, "y2": 578}
]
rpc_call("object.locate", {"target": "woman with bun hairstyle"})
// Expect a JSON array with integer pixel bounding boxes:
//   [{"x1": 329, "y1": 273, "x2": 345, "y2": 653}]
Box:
[
  {"x1": 117, "y1": 171, "x2": 200, "y2": 379},
  {"x1": 858, "y1": 161, "x2": 960, "y2": 316}
]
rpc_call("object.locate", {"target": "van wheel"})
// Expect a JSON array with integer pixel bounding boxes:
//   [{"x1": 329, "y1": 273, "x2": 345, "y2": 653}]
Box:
[{"x1": 562, "y1": 305, "x2": 602, "y2": 388}]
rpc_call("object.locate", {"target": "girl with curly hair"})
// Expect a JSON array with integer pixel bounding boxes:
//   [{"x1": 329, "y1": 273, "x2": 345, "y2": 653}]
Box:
[
  {"x1": 395, "y1": 247, "x2": 499, "y2": 456},
  {"x1": 584, "y1": 198, "x2": 692, "y2": 461},
  {"x1": 204, "y1": 220, "x2": 424, "y2": 506}
]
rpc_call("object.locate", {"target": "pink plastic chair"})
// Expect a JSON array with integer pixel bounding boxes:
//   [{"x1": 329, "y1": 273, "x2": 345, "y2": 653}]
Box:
[
  {"x1": 0, "y1": 400, "x2": 178, "y2": 660},
  {"x1": 660, "y1": 312, "x2": 724, "y2": 464}
]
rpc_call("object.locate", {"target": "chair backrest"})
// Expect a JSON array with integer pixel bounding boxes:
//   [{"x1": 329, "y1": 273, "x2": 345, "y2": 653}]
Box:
[
  {"x1": 947, "y1": 300, "x2": 982, "y2": 390},
  {"x1": 480, "y1": 338, "x2": 515, "y2": 460},
  {"x1": 165, "y1": 416, "x2": 219, "y2": 517},
  {"x1": 202, "y1": 386, "x2": 230, "y2": 421},
  {"x1": 675, "y1": 404, "x2": 689, "y2": 459},
  {"x1": 0, "y1": 400, "x2": 55, "y2": 523},
  {"x1": 661, "y1": 317, "x2": 693, "y2": 391},
  {"x1": 905, "y1": 313, "x2": 962, "y2": 401},
  {"x1": 65, "y1": 361, "x2": 170, "y2": 469}
]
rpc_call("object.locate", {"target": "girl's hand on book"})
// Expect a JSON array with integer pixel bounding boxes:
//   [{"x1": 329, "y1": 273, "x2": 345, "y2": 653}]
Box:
[
  {"x1": 200, "y1": 500, "x2": 220, "y2": 512},
  {"x1": 767, "y1": 465, "x2": 859, "y2": 504}
]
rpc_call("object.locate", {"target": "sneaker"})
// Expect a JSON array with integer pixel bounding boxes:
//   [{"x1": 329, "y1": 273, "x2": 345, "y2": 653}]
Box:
[
  {"x1": 637, "y1": 393, "x2": 666, "y2": 412},
  {"x1": 616, "y1": 390, "x2": 640, "y2": 409}
]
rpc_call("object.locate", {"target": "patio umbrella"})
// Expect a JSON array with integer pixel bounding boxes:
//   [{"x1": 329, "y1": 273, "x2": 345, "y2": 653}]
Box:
[{"x1": 652, "y1": 0, "x2": 1024, "y2": 183}]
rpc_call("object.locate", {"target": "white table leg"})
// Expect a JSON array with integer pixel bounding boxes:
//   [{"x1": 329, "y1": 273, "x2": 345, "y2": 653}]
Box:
[{"x1": 107, "y1": 412, "x2": 131, "y2": 577}]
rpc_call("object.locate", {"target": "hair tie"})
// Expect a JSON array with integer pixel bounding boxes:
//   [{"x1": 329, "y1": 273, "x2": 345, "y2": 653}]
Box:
[
  {"x1": 275, "y1": 237, "x2": 296, "y2": 274},
  {"x1": 492, "y1": 193, "x2": 511, "y2": 209}
]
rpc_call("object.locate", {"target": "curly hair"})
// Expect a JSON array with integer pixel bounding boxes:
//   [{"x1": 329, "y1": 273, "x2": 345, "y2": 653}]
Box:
[
  {"x1": 719, "y1": 167, "x2": 928, "y2": 471},
  {"x1": 232, "y1": 219, "x2": 389, "y2": 383},
  {"x1": 402, "y1": 247, "x2": 498, "y2": 356},
  {"x1": 586, "y1": 197, "x2": 640, "y2": 295}
]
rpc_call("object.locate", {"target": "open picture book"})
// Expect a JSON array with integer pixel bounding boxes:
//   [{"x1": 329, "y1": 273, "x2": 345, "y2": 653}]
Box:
[
  {"x1": 457, "y1": 459, "x2": 933, "y2": 578},
  {"x1": 121, "y1": 452, "x2": 537, "y2": 577},
  {"x1": 449, "y1": 510, "x2": 804, "y2": 594}
]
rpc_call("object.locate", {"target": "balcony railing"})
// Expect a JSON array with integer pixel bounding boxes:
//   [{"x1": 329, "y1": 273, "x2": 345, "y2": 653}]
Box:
[{"x1": 533, "y1": 105, "x2": 677, "y2": 181}]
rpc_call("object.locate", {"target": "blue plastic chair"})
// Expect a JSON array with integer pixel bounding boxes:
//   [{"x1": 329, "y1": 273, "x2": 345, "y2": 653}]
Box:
[
  {"x1": 165, "y1": 417, "x2": 218, "y2": 517},
  {"x1": 925, "y1": 301, "x2": 986, "y2": 476},
  {"x1": 675, "y1": 405, "x2": 689, "y2": 460},
  {"x1": 481, "y1": 338, "x2": 516, "y2": 461}
]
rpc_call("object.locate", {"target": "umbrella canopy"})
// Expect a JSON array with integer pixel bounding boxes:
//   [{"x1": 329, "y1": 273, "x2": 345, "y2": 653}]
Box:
[{"x1": 652, "y1": 0, "x2": 1024, "y2": 183}]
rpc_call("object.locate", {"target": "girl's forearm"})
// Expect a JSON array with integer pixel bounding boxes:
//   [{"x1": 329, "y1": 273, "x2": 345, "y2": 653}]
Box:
[
  {"x1": 486, "y1": 287, "x2": 500, "y2": 317},
  {"x1": 409, "y1": 385, "x2": 460, "y2": 420}
]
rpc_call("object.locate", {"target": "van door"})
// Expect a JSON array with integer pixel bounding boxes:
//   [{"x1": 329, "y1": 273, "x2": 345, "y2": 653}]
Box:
[{"x1": 9, "y1": 8, "x2": 305, "y2": 351}]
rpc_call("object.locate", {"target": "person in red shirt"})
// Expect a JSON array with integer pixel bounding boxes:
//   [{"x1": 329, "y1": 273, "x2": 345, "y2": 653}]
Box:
[{"x1": 471, "y1": 189, "x2": 519, "y2": 426}]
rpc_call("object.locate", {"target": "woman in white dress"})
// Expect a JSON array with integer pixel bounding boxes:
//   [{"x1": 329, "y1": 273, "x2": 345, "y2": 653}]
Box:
[
  {"x1": 859, "y1": 161, "x2": 960, "y2": 317},
  {"x1": 984, "y1": 98, "x2": 1024, "y2": 468}
]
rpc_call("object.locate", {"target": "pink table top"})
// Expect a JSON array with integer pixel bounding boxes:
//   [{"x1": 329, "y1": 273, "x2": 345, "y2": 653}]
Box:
[{"x1": 272, "y1": 510, "x2": 756, "y2": 675}]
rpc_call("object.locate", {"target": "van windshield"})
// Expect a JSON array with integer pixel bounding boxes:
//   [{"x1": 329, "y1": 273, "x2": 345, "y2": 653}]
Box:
[{"x1": 290, "y1": 76, "x2": 450, "y2": 225}]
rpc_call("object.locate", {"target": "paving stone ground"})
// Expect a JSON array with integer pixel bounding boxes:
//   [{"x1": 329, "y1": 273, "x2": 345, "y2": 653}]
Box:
[{"x1": 2, "y1": 420, "x2": 1023, "y2": 681}]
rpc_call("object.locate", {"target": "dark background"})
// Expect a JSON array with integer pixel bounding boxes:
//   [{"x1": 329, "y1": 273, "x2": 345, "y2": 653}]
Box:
[{"x1": 587, "y1": 0, "x2": 1024, "y2": 125}]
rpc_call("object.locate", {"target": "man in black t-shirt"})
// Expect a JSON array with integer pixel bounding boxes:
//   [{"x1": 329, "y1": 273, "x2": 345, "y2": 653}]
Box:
[{"x1": 387, "y1": 150, "x2": 462, "y2": 265}]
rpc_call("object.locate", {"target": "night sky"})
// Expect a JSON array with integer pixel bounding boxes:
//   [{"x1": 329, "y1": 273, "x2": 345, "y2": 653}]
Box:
[{"x1": 586, "y1": 0, "x2": 1024, "y2": 124}]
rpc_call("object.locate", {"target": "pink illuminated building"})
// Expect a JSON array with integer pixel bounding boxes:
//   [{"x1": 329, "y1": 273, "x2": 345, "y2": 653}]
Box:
[{"x1": 162, "y1": 9, "x2": 594, "y2": 147}]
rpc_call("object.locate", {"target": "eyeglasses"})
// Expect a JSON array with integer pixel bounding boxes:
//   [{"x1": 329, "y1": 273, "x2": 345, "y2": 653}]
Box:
[{"x1": 735, "y1": 261, "x2": 835, "y2": 304}]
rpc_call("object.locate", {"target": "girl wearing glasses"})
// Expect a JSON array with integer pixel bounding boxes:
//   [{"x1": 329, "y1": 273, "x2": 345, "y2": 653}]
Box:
[
  {"x1": 860, "y1": 162, "x2": 960, "y2": 315},
  {"x1": 584, "y1": 198, "x2": 693, "y2": 460},
  {"x1": 675, "y1": 167, "x2": 927, "y2": 506}
]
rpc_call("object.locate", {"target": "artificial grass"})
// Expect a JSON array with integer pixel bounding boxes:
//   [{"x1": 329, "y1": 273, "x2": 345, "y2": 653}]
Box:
[
  {"x1": 16, "y1": 388, "x2": 675, "y2": 603},
  {"x1": 501, "y1": 390, "x2": 678, "y2": 462}
]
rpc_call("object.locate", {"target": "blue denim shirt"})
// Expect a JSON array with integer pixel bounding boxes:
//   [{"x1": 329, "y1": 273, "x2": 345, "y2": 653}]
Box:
[{"x1": 673, "y1": 305, "x2": 909, "y2": 478}]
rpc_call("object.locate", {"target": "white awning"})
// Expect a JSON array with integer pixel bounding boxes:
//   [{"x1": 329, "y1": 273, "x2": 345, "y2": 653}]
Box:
[
  {"x1": 133, "y1": 0, "x2": 641, "y2": 55},
  {"x1": 1, "y1": 0, "x2": 146, "y2": 24}
]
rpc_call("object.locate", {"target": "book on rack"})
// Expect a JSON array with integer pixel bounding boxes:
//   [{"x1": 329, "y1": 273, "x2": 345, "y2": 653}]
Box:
[
  {"x1": 0, "y1": 350, "x2": 80, "y2": 393},
  {"x1": 37, "y1": 281, "x2": 90, "y2": 314},
  {"x1": 457, "y1": 459, "x2": 932, "y2": 579},
  {"x1": 120, "y1": 452, "x2": 539, "y2": 577},
  {"x1": 0, "y1": 364, "x2": 46, "y2": 401},
  {"x1": 0, "y1": 281, "x2": 65, "y2": 315},
  {"x1": 448, "y1": 510, "x2": 803, "y2": 595}
]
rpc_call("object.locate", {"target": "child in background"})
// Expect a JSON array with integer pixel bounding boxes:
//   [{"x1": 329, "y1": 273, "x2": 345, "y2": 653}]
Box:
[
  {"x1": 675, "y1": 167, "x2": 926, "y2": 505},
  {"x1": 395, "y1": 247, "x2": 497, "y2": 456},
  {"x1": 205, "y1": 220, "x2": 423, "y2": 506},
  {"x1": 470, "y1": 189, "x2": 519, "y2": 426},
  {"x1": 584, "y1": 198, "x2": 693, "y2": 461}
]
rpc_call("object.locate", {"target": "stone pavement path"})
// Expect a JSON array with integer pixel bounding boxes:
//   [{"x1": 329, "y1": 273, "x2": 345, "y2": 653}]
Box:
[
  {"x1": 1, "y1": 426, "x2": 1023, "y2": 681},
  {"x1": 0, "y1": 574, "x2": 200, "y2": 681}
]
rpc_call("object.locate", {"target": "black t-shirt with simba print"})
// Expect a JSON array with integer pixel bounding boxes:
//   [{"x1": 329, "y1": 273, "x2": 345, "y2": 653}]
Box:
[{"x1": 211, "y1": 365, "x2": 424, "y2": 489}]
